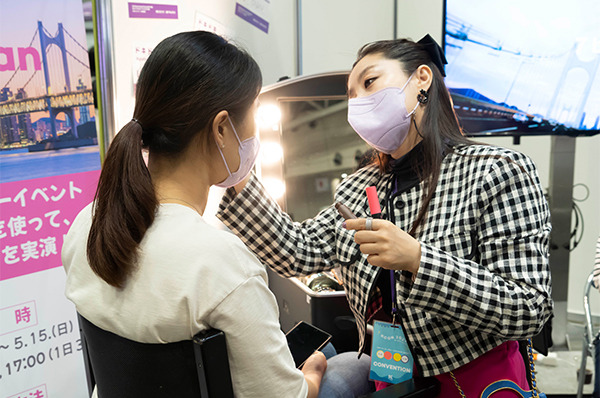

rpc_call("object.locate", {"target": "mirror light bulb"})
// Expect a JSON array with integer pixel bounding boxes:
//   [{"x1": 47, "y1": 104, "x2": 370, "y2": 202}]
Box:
[
  {"x1": 257, "y1": 104, "x2": 282, "y2": 129},
  {"x1": 262, "y1": 177, "x2": 286, "y2": 199},
  {"x1": 261, "y1": 141, "x2": 283, "y2": 165}
]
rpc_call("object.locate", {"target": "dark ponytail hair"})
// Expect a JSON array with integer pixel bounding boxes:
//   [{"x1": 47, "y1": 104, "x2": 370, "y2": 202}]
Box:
[
  {"x1": 354, "y1": 38, "x2": 473, "y2": 237},
  {"x1": 87, "y1": 31, "x2": 262, "y2": 288},
  {"x1": 87, "y1": 120, "x2": 155, "y2": 288}
]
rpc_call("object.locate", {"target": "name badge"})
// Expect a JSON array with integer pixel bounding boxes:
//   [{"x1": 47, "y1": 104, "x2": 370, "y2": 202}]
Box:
[{"x1": 369, "y1": 321, "x2": 413, "y2": 384}]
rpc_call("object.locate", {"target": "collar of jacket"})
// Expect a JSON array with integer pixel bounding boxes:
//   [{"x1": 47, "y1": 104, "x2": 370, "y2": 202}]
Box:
[
  {"x1": 389, "y1": 141, "x2": 424, "y2": 195},
  {"x1": 361, "y1": 142, "x2": 425, "y2": 221}
]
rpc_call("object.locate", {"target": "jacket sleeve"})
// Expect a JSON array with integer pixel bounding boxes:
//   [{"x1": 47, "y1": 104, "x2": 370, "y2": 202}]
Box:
[
  {"x1": 403, "y1": 154, "x2": 553, "y2": 339},
  {"x1": 216, "y1": 173, "x2": 340, "y2": 276}
]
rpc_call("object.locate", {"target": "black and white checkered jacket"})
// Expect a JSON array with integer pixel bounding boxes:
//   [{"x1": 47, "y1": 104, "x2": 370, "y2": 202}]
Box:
[{"x1": 217, "y1": 144, "x2": 553, "y2": 376}]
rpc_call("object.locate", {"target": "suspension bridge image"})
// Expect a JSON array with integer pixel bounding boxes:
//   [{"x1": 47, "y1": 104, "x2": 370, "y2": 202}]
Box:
[
  {"x1": 444, "y1": 1, "x2": 600, "y2": 137},
  {"x1": 0, "y1": 20, "x2": 95, "y2": 148}
]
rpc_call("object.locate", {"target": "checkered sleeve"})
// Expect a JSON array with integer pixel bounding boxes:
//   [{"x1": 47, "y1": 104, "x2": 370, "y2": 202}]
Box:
[
  {"x1": 405, "y1": 154, "x2": 553, "y2": 339},
  {"x1": 217, "y1": 173, "x2": 339, "y2": 277}
]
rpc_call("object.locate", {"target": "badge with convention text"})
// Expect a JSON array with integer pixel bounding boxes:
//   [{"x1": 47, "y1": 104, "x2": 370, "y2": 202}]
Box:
[{"x1": 369, "y1": 321, "x2": 413, "y2": 384}]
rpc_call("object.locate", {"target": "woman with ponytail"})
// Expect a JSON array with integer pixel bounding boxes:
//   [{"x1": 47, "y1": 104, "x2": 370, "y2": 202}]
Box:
[{"x1": 62, "y1": 31, "x2": 341, "y2": 397}]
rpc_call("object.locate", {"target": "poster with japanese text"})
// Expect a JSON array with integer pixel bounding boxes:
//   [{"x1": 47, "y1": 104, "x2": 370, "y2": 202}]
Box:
[
  {"x1": 132, "y1": 43, "x2": 154, "y2": 95},
  {"x1": 0, "y1": 0, "x2": 100, "y2": 396}
]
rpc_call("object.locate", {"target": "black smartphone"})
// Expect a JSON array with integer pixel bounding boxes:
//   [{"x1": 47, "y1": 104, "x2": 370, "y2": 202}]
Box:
[{"x1": 285, "y1": 321, "x2": 332, "y2": 368}]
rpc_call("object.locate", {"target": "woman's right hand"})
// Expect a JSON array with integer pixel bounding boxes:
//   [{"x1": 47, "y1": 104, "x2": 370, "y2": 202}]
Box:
[
  {"x1": 303, "y1": 350, "x2": 328, "y2": 374},
  {"x1": 302, "y1": 351, "x2": 327, "y2": 398}
]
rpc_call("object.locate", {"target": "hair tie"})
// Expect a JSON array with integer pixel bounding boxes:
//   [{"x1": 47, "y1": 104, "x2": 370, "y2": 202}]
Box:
[
  {"x1": 417, "y1": 34, "x2": 448, "y2": 77},
  {"x1": 131, "y1": 118, "x2": 143, "y2": 128}
]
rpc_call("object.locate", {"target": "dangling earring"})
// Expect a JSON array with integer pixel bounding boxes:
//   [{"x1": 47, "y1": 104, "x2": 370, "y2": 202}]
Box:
[{"x1": 417, "y1": 89, "x2": 429, "y2": 104}]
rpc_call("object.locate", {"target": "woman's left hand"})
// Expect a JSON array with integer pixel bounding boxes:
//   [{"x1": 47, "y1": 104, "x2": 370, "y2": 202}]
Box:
[{"x1": 344, "y1": 218, "x2": 421, "y2": 274}]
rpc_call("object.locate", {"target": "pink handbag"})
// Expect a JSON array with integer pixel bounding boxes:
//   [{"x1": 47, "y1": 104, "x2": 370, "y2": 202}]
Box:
[
  {"x1": 437, "y1": 341, "x2": 530, "y2": 397},
  {"x1": 375, "y1": 341, "x2": 532, "y2": 397}
]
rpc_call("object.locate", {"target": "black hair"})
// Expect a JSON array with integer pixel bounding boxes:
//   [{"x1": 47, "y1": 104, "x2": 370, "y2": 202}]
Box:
[
  {"x1": 354, "y1": 38, "x2": 473, "y2": 236},
  {"x1": 88, "y1": 31, "x2": 262, "y2": 288}
]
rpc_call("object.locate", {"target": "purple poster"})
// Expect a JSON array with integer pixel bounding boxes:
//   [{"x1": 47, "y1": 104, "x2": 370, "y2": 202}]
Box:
[
  {"x1": 235, "y1": 2, "x2": 269, "y2": 34},
  {"x1": 128, "y1": 2, "x2": 179, "y2": 19}
]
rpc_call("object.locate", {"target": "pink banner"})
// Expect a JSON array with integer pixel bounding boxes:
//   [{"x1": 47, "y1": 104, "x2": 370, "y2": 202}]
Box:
[
  {"x1": 8, "y1": 384, "x2": 48, "y2": 398},
  {"x1": 0, "y1": 170, "x2": 99, "y2": 281},
  {"x1": 0, "y1": 300, "x2": 38, "y2": 336}
]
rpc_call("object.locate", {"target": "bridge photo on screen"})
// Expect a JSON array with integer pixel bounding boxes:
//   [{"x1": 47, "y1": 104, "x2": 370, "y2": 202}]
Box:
[{"x1": 444, "y1": 0, "x2": 600, "y2": 136}]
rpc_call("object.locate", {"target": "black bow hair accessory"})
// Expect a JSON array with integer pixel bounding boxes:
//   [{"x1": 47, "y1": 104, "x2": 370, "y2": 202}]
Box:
[{"x1": 417, "y1": 34, "x2": 448, "y2": 77}]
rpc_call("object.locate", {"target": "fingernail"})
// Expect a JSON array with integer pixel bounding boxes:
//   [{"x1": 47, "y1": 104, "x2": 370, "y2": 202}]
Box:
[{"x1": 342, "y1": 221, "x2": 346, "y2": 229}]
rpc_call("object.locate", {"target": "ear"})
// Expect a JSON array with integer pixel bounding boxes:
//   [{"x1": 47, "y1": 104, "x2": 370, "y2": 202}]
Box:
[
  {"x1": 415, "y1": 64, "x2": 433, "y2": 92},
  {"x1": 211, "y1": 110, "x2": 230, "y2": 149}
]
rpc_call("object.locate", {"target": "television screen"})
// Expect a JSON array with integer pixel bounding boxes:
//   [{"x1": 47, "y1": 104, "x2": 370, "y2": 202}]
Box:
[{"x1": 444, "y1": 0, "x2": 600, "y2": 136}]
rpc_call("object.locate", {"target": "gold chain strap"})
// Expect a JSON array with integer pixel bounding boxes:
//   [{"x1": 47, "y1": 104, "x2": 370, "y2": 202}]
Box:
[
  {"x1": 527, "y1": 339, "x2": 539, "y2": 398},
  {"x1": 450, "y1": 339, "x2": 539, "y2": 398},
  {"x1": 450, "y1": 371, "x2": 467, "y2": 398}
]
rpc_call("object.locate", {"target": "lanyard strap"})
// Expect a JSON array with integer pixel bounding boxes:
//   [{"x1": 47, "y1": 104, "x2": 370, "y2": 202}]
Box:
[
  {"x1": 383, "y1": 181, "x2": 400, "y2": 326},
  {"x1": 369, "y1": 184, "x2": 401, "y2": 325},
  {"x1": 390, "y1": 270, "x2": 398, "y2": 325}
]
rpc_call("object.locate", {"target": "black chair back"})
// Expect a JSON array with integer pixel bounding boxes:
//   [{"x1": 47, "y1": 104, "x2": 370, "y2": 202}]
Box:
[{"x1": 78, "y1": 315, "x2": 233, "y2": 398}]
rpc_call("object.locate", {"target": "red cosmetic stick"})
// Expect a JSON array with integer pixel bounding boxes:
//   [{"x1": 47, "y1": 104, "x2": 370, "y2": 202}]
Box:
[{"x1": 365, "y1": 186, "x2": 382, "y2": 219}]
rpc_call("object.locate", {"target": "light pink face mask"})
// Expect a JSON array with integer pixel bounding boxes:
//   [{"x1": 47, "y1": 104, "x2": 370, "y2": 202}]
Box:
[
  {"x1": 214, "y1": 117, "x2": 260, "y2": 188},
  {"x1": 347, "y1": 74, "x2": 418, "y2": 154}
]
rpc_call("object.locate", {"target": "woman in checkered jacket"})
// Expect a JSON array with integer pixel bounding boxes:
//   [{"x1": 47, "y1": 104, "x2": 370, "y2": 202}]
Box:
[{"x1": 217, "y1": 36, "x2": 552, "y2": 397}]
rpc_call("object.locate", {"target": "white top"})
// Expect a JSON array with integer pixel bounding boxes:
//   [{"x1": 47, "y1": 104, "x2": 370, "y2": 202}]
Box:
[{"x1": 62, "y1": 203, "x2": 308, "y2": 398}]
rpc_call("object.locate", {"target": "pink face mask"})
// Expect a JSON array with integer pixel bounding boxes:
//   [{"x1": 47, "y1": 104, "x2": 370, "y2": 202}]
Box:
[
  {"x1": 214, "y1": 117, "x2": 260, "y2": 188},
  {"x1": 347, "y1": 74, "x2": 418, "y2": 154}
]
